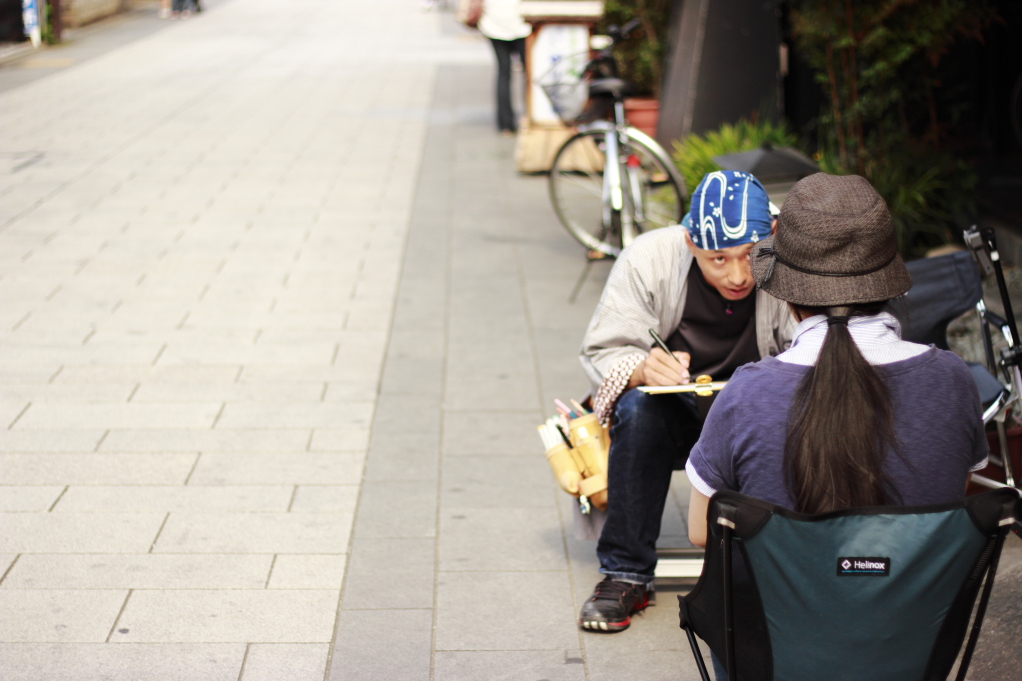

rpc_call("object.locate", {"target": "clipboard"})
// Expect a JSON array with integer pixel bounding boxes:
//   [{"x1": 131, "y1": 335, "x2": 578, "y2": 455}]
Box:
[{"x1": 638, "y1": 381, "x2": 728, "y2": 395}]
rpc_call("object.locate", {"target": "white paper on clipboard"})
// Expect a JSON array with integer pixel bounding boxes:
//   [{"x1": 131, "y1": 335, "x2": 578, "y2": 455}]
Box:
[{"x1": 637, "y1": 382, "x2": 728, "y2": 395}]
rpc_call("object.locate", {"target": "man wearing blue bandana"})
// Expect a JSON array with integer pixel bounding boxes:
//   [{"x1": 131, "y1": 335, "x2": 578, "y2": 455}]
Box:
[{"x1": 576, "y1": 171, "x2": 796, "y2": 633}]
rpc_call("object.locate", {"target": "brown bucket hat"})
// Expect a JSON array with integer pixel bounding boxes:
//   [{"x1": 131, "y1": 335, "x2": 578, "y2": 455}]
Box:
[{"x1": 750, "y1": 173, "x2": 912, "y2": 306}]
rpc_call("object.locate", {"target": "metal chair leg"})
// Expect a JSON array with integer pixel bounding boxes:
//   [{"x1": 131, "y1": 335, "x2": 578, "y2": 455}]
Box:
[
  {"x1": 683, "y1": 624, "x2": 713, "y2": 681},
  {"x1": 722, "y1": 529, "x2": 736, "y2": 681}
]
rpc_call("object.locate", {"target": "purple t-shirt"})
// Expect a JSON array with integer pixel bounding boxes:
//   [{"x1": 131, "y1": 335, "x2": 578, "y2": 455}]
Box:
[{"x1": 687, "y1": 347, "x2": 988, "y2": 510}]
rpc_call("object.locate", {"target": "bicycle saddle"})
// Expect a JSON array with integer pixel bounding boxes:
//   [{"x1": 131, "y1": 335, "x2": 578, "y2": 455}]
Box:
[{"x1": 588, "y1": 78, "x2": 637, "y2": 99}]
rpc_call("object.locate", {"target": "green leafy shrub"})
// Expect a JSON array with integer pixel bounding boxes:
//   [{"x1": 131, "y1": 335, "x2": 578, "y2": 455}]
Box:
[
  {"x1": 790, "y1": 0, "x2": 996, "y2": 257},
  {"x1": 671, "y1": 118, "x2": 800, "y2": 197}
]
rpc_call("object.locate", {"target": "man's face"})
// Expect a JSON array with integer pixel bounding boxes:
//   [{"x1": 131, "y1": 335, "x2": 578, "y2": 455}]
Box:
[{"x1": 684, "y1": 233, "x2": 757, "y2": 301}]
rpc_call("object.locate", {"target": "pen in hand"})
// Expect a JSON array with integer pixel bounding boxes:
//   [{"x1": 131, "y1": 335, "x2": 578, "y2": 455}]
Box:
[{"x1": 648, "y1": 328, "x2": 689, "y2": 383}]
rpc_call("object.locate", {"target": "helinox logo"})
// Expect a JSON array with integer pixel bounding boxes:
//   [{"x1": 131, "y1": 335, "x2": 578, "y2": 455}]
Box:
[{"x1": 837, "y1": 556, "x2": 890, "y2": 576}]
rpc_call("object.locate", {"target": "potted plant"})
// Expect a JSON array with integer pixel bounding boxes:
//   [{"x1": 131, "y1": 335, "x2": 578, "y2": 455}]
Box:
[{"x1": 599, "y1": 0, "x2": 671, "y2": 137}]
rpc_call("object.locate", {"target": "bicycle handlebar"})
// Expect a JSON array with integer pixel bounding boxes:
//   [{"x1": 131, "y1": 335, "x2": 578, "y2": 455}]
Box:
[{"x1": 607, "y1": 17, "x2": 642, "y2": 44}]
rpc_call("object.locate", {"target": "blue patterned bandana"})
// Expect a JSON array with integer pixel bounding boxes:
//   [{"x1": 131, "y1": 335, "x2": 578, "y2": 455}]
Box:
[{"x1": 685, "y1": 171, "x2": 773, "y2": 250}]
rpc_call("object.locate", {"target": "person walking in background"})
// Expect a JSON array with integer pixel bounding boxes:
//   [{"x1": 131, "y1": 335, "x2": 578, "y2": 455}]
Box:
[
  {"x1": 161, "y1": 0, "x2": 196, "y2": 19},
  {"x1": 478, "y1": 1, "x2": 531, "y2": 134},
  {"x1": 171, "y1": 0, "x2": 195, "y2": 19}
]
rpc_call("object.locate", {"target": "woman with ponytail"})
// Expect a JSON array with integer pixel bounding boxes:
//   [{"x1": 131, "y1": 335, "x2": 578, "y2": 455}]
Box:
[{"x1": 686, "y1": 173, "x2": 989, "y2": 544}]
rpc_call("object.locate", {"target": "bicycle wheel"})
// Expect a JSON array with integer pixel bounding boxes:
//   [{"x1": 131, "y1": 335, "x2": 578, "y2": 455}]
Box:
[{"x1": 549, "y1": 127, "x2": 685, "y2": 257}]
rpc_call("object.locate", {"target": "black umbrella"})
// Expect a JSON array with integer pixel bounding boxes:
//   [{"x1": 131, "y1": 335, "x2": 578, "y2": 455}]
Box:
[{"x1": 713, "y1": 143, "x2": 820, "y2": 184}]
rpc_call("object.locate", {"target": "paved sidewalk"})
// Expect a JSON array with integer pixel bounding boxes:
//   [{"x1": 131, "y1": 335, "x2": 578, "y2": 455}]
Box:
[
  {"x1": 2, "y1": 2, "x2": 1019, "y2": 680},
  {"x1": 331, "y1": 61, "x2": 707, "y2": 681}
]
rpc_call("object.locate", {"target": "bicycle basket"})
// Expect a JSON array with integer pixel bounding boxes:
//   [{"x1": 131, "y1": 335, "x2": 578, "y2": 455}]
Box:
[{"x1": 536, "y1": 51, "x2": 591, "y2": 125}]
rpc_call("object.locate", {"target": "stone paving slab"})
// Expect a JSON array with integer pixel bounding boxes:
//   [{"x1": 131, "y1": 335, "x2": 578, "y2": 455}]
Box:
[
  {"x1": 52, "y1": 484, "x2": 295, "y2": 512},
  {"x1": 0, "y1": 486, "x2": 65, "y2": 511},
  {"x1": 0, "y1": 452, "x2": 195, "y2": 483},
  {"x1": 0, "y1": 513, "x2": 166, "y2": 553},
  {"x1": 0, "y1": 589, "x2": 128, "y2": 642},
  {"x1": 242, "y1": 643, "x2": 331, "y2": 681},
  {"x1": 2, "y1": 553, "x2": 273, "y2": 590},
  {"x1": 434, "y1": 571, "x2": 579, "y2": 651},
  {"x1": 340, "y1": 537, "x2": 436, "y2": 611},
  {"x1": 288, "y1": 485, "x2": 360, "y2": 514},
  {"x1": 113, "y1": 589, "x2": 340, "y2": 642},
  {"x1": 327, "y1": 609, "x2": 434, "y2": 681},
  {"x1": 433, "y1": 650, "x2": 587, "y2": 681},
  {"x1": 0, "y1": 643, "x2": 245, "y2": 681},
  {"x1": 153, "y1": 512, "x2": 354, "y2": 554},
  {"x1": 98, "y1": 428, "x2": 314, "y2": 453},
  {"x1": 266, "y1": 555, "x2": 347, "y2": 590}
]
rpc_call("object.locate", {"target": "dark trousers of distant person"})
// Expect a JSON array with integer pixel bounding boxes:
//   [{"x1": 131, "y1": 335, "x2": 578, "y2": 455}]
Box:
[
  {"x1": 489, "y1": 37, "x2": 525, "y2": 132},
  {"x1": 172, "y1": 0, "x2": 195, "y2": 11}
]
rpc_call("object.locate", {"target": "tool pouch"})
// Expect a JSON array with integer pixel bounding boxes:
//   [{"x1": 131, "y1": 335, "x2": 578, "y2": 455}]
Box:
[
  {"x1": 540, "y1": 412, "x2": 612, "y2": 511},
  {"x1": 568, "y1": 416, "x2": 610, "y2": 511},
  {"x1": 545, "y1": 442, "x2": 584, "y2": 495}
]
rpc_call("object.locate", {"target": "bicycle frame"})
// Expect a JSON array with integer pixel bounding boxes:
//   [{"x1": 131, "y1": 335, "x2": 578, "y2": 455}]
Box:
[
  {"x1": 577, "y1": 116, "x2": 686, "y2": 251},
  {"x1": 543, "y1": 19, "x2": 686, "y2": 257}
]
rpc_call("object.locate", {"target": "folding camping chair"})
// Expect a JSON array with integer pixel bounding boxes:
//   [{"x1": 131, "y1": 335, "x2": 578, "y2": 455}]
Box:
[
  {"x1": 678, "y1": 488, "x2": 1021, "y2": 681},
  {"x1": 892, "y1": 227, "x2": 1022, "y2": 490},
  {"x1": 895, "y1": 248, "x2": 1012, "y2": 424}
]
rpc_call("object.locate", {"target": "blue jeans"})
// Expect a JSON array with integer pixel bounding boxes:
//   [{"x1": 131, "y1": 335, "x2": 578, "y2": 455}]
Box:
[{"x1": 597, "y1": 388, "x2": 703, "y2": 585}]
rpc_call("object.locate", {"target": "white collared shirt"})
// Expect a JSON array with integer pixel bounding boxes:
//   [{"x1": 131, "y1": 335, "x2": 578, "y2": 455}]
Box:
[{"x1": 777, "y1": 311, "x2": 929, "y2": 366}]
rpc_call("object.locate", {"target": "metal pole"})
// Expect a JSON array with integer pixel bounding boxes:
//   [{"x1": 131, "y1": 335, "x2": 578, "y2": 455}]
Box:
[{"x1": 981, "y1": 227, "x2": 1020, "y2": 348}]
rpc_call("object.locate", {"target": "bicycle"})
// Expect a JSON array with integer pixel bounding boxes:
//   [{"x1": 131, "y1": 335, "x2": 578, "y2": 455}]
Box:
[{"x1": 538, "y1": 19, "x2": 687, "y2": 259}]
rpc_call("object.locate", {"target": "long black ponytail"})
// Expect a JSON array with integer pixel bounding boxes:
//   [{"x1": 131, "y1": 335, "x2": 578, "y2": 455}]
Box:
[{"x1": 784, "y1": 304, "x2": 900, "y2": 514}]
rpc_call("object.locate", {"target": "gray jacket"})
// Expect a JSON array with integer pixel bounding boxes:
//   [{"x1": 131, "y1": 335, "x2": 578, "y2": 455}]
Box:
[{"x1": 580, "y1": 225, "x2": 796, "y2": 391}]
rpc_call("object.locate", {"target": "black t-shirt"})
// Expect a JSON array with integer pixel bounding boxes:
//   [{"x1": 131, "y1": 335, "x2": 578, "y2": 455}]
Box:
[{"x1": 666, "y1": 265, "x2": 759, "y2": 379}]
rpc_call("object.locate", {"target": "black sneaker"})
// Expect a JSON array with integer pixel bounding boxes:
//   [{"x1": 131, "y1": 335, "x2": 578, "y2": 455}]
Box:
[{"x1": 578, "y1": 577, "x2": 650, "y2": 632}]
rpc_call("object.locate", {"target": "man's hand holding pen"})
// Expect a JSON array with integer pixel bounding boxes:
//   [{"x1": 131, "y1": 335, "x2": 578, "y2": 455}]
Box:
[
  {"x1": 629, "y1": 347, "x2": 691, "y2": 389},
  {"x1": 628, "y1": 327, "x2": 691, "y2": 389}
]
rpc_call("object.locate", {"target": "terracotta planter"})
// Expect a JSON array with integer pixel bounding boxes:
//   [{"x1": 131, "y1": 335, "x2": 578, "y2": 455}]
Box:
[
  {"x1": 968, "y1": 426, "x2": 1022, "y2": 495},
  {"x1": 623, "y1": 97, "x2": 660, "y2": 139}
]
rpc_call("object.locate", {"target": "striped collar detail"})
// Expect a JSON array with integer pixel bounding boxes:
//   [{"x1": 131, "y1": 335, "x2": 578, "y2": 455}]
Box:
[{"x1": 777, "y1": 312, "x2": 929, "y2": 366}]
